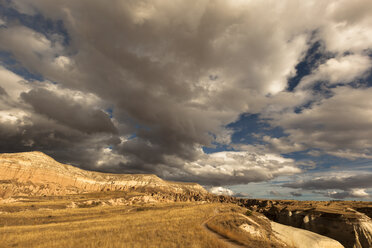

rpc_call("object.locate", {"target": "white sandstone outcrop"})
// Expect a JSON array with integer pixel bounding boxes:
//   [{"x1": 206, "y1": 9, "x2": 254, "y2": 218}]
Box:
[
  {"x1": 0, "y1": 151, "x2": 208, "y2": 198},
  {"x1": 271, "y1": 221, "x2": 344, "y2": 248}
]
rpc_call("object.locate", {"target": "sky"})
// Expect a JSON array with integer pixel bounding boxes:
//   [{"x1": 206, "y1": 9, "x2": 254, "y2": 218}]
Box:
[{"x1": 0, "y1": 0, "x2": 372, "y2": 201}]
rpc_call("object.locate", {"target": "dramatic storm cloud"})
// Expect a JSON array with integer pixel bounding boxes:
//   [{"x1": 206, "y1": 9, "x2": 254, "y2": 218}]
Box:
[{"x1": 0, "y1": 0, "x2": 372, "y2": 199}]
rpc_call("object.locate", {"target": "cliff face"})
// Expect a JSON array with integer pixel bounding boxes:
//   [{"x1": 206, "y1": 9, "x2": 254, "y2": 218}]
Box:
[
  {"x1": 0, "y1": 151, "x2": 208, "y2": 198},
  {"x1": 239, "y1": 199, "x2": 372, "y2": 248},
  {"x1": 269, "y1": 220, "x2": 344, "y2": 248},
  {"x1": 271, "y1": 208, "x2": 372, "y2": 248}
]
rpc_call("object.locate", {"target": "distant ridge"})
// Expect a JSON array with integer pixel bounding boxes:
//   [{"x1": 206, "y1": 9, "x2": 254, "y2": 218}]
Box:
[{"x1": 0, "y1": 151, "x2": 208, "y2": 198}]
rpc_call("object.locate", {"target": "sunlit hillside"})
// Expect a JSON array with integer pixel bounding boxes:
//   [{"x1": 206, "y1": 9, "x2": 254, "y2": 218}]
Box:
[{"x1": 0, "y1": 193, "x2": 241, "y2": 248}]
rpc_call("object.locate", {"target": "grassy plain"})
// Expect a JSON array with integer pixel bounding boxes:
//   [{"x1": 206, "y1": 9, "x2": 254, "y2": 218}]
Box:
[
  {"x1": 0, "y1": 193, "x2": 246, "y2": 248},
  {"x1": 205, "y1": 210, "x2": 285, "y2": 248}
]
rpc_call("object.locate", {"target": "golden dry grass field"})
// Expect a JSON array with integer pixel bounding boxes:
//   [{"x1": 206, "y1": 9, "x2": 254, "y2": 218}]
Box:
[
  {"x1": 0, "y1": 193, "x2": 254, "y2": 248},
  {"x1": 205, "y1": 210, "x2": 287, "y2": 248}
]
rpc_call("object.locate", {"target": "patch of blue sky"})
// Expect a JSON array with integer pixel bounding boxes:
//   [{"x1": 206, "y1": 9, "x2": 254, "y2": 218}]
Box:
[
  {"x1": 283, "y1": 150, "x2": 372, "y2": 174},
  {"x1": 285, "y1": 151, "x2": 338, "y2": 167},
  {"x1": 343, "y1": 159, "x2": 372, "y2": 171},
  {"x1": 127, "y1": 133, "x2": 137, "y2": 140},
  {"x1": 281, "y1": 150, "x2": 314, "y2": 160},
  {"x1": 289, "y1": 42, "x2": 372, "y2": 94},
  {"x1": 317, "y1": 157, "x2": 372, "y2": 173},
  {"x1": 287, "y1": 40, "x2": 334, "y2": 92},
  {"x1": 228, "y1": 114, "x2": 287, "y2": 143},
  {"x1": 294, "y1": 100, "x2": 316, "y2": 114},
  {"x1": 0, "y1": 51, "x2": 44, "y2": 81},
  {"x1": 224, "y1": 41, "x2": 339, "y2": 147},
  {"x1": 203, "y1": 114, "x2": 288, "y2": 153},
  {"x1": 202, "y1": 144, "x2": 235, "y2": 154},
  {"x1": 350, "y1": 66, "x2": 372, "y2": 88},
  {"x1": 105, "y1": 108, "x2": 114, "y2": 118},
  {"x1": 0, "y1": 3, "x2": 70, "y2": 45},
  {"x1": 294, "y1": 69, "x2": 372, "y2": 113}
]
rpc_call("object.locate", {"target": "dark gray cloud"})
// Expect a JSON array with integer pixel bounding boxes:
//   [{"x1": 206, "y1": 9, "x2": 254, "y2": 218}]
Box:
[
  {"x1": 0, "y1": 0, "x2": 372, "y2": 190},
  {"x1": 21, "y1": 88, "x2": 117, "y2": 134},
  {"x1": 290, "y1": 192, "x2": 302, "y2": 197},
  {"x1": 0, "y1": 0, "x2": 310, "y2": 183},
  {"x1": 0, "y1": 86, "x2": 7, "y2": 96},
  {"x1": 283, "y1": 173, "x2": 372, "y2": 199},
  {"x1": 269, "y1": 190, "x2": 283, "y2": 197},
  {"x1": 233, "y1": 192, "x2": 251, "y2": 198},
  {"x1": 0, "y1": 109, "x2": 120, "y2": 169},
  {"x1": 283, "y1": 174, "x2": 372, "y2": 191}
]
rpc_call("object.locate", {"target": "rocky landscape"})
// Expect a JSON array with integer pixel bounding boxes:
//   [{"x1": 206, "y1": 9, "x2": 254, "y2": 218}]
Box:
[
  {"x1": 1, "y1": 151, "x2": 372, "y2": 248},
  {"x1": 0, "y1": 151, "x2": 207, "y2": 198},
  {"x1": 238, "y1": 199, "x2": 372, "y2": 248}
]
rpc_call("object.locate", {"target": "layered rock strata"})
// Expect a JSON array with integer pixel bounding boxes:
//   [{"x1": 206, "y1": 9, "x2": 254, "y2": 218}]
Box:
[{"x1": 0, "y1": 151, "x2": 207, "y2": 198}]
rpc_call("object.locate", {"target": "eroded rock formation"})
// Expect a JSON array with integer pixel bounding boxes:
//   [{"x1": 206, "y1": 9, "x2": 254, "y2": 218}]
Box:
[
  {"x1": 240, "y1": 199, "x2": 372, "y2": 248},
  {"x1": 0, "y1": 151, "x2": 208, "y2": 198},
  {"x1": 2, "y1": 151, "x2": 371, "y2": 248}
]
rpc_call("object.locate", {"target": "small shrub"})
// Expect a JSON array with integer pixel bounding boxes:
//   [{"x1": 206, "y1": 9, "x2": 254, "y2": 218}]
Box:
[{"x1": 245, "y1": 210, "x2": 252, "y2": 216}]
